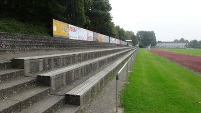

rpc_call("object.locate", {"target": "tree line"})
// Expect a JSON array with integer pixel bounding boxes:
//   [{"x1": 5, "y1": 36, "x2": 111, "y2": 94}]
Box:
[
  {"x1": 173, "y1": 38, "x2": 201, "y2": 48},
  {"x1": 0, "y1": 0, "x2": 157, "y2": 46},
  {"x1": 136, "y1": 31, "x2": 157, "y2": 47}
]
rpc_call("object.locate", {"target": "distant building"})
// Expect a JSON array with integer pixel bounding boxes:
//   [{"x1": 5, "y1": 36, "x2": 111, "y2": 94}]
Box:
[{"x1": 156, "y1": 42, "x2": 188, "y2": 48}]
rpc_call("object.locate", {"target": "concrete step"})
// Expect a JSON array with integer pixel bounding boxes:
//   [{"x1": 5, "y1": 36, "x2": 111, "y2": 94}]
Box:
[
  {"x1": 55, "y1": 105, "x2": 80, "y2": 113},
  {"x1": 19, "y1": 95, "x2": 64, "y2": 113},
  {"x1": 65, "y1": 49, "x2": 136, "y2": 109},
  {"x1": 12, "y1": 47, "x2": 129, "y2": 76},
  {"x1": 0, "y1": 61, "x2": 12, "y2": 70},
  {"x1": 0, "y1": 69, "x2": 24, "y2": 83},
  {"x1": 37, "y1": 48, "x2": 132, "y2": 93},
  {"x1": 0, "y1": 77, "x2": 36, "y2": 99},
  {"x1": 0, "y1": 87, "x2": 50, "y2": 113},
  {"x1": 55, "y1": 59, "x2": 115, "y2": 96}
]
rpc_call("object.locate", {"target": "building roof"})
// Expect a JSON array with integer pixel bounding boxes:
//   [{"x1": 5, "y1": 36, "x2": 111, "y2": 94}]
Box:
[
  {"x1": 125, "y1": 40, "x2": 132, "y2": 42},
  {"x1": 157, "y1": 42, "x2": 187, "y2": 43}
]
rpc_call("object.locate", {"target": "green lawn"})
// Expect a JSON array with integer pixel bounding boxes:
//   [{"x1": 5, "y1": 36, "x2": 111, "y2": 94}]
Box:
[
  {"x1": 161, "y1": 48, "x2": 201, "y2": 56},
  {"x1": 121, "y1": 49, "x2": 201, "y2": 113},
  {"x1": 0, "y1": 18, "x2": 50, "y2": 36}
]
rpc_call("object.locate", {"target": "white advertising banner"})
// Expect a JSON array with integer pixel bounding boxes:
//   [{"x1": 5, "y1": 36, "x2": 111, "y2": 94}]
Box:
[
  {"x1": 110, "y1": 37, "x2": 116, "y2": 44},
  {"x1": 123, "y1": 41, "x2": 128, "y2": 45},
  {"x1": 116, "y1": 39, "x2": 120, "y2": 44},
  {"x1": 69, "y1": 24, "x2": 87, "y2": 40},
  {"x1": 78, "y1": 28, "x2": 87, "y2": 40},
  {"x1": 69, "y1": 24, "x2": 78, "y2": 40},
  {"x1": 93, "y1": 32, "x2": 98, "y2": 41},
  {"x1": 103, "y1": 35, "x2": 109, "y2": 43},
  {"x1": 86, "y1": 30, "x2": 93, "y2": 41}
]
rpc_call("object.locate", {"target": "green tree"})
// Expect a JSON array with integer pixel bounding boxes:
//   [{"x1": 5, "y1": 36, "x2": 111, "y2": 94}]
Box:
[
  {"x1": 0, "y1": 0, "x2": 138, "y2": 40},
  {"x1": 125, "y1": 31, "x2": 131, "y2": 40},
  {"x1": 136, "y1": 31, "x2": 156, "y2": 47},
  {"x1": 173, "y1": 38, "x2": 189, "y2": 43},
  {"x1": 196, "y1": 41, "x2": 201, "y2": 48},
  {"x1": 0, "y1": 0, "x2": 65, "y2": 26},
  {"x1": 187, "y1": 40, "x2": 201, "y2": 48},
  {"x1": 115, "y1": 26, "x2": 126, "y2": 41},
  {"x1": 131, "y1": 34, "x2": 138, "y2": 46},
  {"x1": 124, "y1": 31, "x2": 138, "y2": 46},
  {"x1": 63, "y1": 0, "x2": 91, "y2": 27},
  {"x1": 87, "y1": 0, "x2": 116, "y2": 36},
  {"x1": 179, "y1": 38, "x2": 185, "y2": 43},
  {"x1": 188, "y1": 40, "x2": 198, "y2": 48},
  {"x1": 173, "y1": 39, "x2": 179, "y2": 42},
  {"x1": 185, "y1": 40, "x2": 189, "y2": 43}
]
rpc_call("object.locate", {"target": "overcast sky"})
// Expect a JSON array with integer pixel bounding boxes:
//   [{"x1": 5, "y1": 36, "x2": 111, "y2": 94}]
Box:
[{"x1": 109, "y1": 0, "x2": 201, "y2": 41}]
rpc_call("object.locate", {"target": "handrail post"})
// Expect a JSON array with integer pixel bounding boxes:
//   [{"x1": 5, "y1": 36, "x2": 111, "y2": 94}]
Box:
[
  {"x1": 115, "y1": 49, "x2": 137, "y2": 113},
  {"x1": 126, "y1": 61, "x2": 128, "y2": 82},
  {"x1": 116, "y1": 73, "x2": 119, "y2": 113}
]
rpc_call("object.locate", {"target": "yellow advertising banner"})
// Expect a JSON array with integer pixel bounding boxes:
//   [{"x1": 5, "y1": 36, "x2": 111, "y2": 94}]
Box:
[
  {"x1": 98, "y1": 34, "x2": 104, "y2": 42},
  {"x1": 53, "y1": 19, "x2": 69, "y2": 38}
]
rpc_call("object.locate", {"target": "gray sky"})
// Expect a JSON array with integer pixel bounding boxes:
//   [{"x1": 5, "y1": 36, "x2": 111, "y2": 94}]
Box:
[{"x1": 109, "y1": 0, "x2": 201, "y2": 41}]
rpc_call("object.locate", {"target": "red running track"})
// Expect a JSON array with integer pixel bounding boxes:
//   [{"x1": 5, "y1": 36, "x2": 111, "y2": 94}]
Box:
[{"x1": 151, "y1": 49, "x2": 201, "y2": 73}]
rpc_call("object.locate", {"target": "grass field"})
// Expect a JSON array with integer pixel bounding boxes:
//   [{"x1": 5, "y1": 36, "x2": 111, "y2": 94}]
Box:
[
  {"x1": 0, "y1": 18, "x2": 50, "y2": 36},
  {"x1": 161, "y1": 48, "x2": 201, "y2": 56},
  {"x1": 121, "y1": 49, "x2": 201, "y2": 113}
]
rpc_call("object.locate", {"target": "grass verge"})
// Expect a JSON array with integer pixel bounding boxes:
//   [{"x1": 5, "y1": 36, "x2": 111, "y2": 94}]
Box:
[
  {"x1": 0, "y1": 18, "x2": 50, "y2": 36},
  {"x1": 121, "y1": 48, "x2": 201, "y2": 113},
  {"x1": 161, "y1": 48, "x2": 201, "y2": 56}
]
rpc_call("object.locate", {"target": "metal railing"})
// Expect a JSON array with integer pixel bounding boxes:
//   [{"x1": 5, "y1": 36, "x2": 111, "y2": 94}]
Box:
[{"x1": 115, "y1": 48, "x2": 138, "y2": 112}]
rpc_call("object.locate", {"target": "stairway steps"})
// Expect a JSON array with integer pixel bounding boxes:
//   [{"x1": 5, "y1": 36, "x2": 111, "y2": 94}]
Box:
[
  {"x1": 37, "y1": 49, "x2": 131, "y2": 93},
  {"x1": 65, "y1": 50, "x2": 135, "y2": 107},
  {"x1": 0, "y1": 69, "x2": 24, "y2": 83},
  {"x1": 0, "y1": 61, "x2": 12, "y2": 70},
  {"x1": 20, "y1": 95, "x2": 64, "y2": 113},
  {"x1": 0, "y1": 87, "x2": 50, "y2": 113},
  {"x1": 12, "y1": 47, "x2": 129, "y2": 76},
  {"x1": 55, "y1": 105, "x2": 80, "y2": 113},
  {"x1": 0, "y1": 77, "x2": 36, "y2": 99}
]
